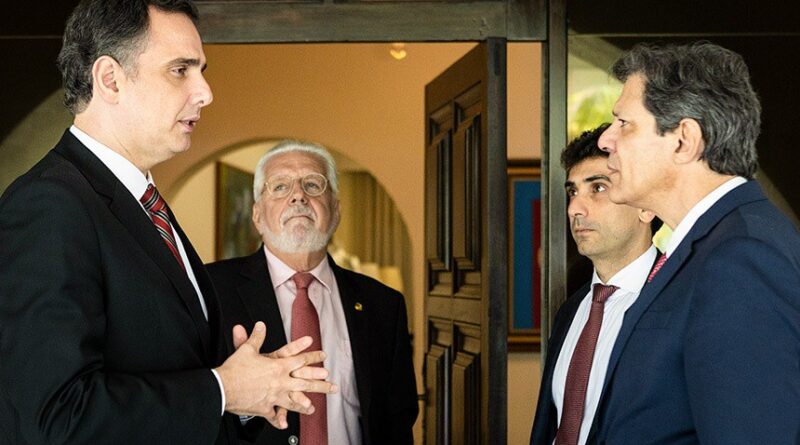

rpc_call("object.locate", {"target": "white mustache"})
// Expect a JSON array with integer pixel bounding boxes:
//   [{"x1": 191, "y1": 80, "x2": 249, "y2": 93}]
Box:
[{"x1": 281, "y1": 206, "x2": 316, "y2": 225}]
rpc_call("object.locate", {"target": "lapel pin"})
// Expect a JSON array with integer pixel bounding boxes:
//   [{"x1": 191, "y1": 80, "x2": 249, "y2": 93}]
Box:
[{"x1": 354, "y1": 302, "x2": 363, "y2": 311}]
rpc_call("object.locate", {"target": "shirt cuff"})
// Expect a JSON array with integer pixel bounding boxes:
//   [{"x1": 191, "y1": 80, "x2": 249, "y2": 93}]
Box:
[{"x1": 210, "y1": 369, "x2": 226, "y2": 416}]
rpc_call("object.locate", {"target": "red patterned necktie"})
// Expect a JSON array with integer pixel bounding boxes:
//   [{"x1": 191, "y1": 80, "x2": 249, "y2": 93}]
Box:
[
  {"x1": 555, "y1": 283, "x2": 618, "y2": 445},
  {"x1": 647, "y1": 253, "x2": 668, "y2": 283},
  {"x1": 291, "y1": 272, "x2": 328, "y2": 445},
  {"x1": 140, "y1": 184, "x2": 185, "y2": 270}
]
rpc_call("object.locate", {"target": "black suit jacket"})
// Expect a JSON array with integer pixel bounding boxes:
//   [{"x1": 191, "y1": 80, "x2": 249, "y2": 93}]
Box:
[
  {"x1": 207, "y1": 249, "x2": 418, "y2": 445},
  {"x1": 529, "y1": 282, "x2": 590, "y2": 445},
  {"x1": 0, "y1": 130, "x2": 240, "y2": 444}
]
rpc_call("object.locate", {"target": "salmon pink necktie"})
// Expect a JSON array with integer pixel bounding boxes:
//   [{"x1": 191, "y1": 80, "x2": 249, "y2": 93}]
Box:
[{"x1": 647, "y1": 253, "x2": 668, "y2": 283}]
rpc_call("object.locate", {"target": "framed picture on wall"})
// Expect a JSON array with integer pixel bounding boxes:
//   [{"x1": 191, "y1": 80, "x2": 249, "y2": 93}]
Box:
[
  {"x1": 508, "y1": 159, "x2": 542, "y2": 352},
  {"x1": 215, "y1": 162, "x2": 261, "y2": 260}
]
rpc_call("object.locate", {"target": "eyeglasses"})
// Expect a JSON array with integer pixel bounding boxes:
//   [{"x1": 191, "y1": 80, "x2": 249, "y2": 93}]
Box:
[{"x1": 263, "y1": 173, "x2": 328, "y2": 198}]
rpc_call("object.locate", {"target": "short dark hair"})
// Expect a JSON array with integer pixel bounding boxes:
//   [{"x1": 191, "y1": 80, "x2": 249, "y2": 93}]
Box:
[
  {"x1": 57, "y1": 0, "x2": 199, "y2": 114},
  {"x1": 611, "y1": 41, "x2": 761, "y2": 179},
  {"x1": 561, "y1": 123, "x2": 610, "y2": 175},
  {"x1": 562, "y1": 123, "x2": 661, "y2": 234}
]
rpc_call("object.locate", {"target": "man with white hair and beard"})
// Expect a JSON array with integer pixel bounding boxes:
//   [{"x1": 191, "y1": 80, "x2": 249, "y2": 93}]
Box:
[{"x1": 207, "y1": 140, "x2": 418, "y2": 445}]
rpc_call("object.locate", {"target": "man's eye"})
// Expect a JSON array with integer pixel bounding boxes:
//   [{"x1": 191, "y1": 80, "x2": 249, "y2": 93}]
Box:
[
  {"x1": 566, "y1": 188, "x2": 577, "y2": 198},
  {"x1": 594, "y1": 184, "x2": 607, "y2": 193},
  {"x1": 273, "y1": 184, "x2": 287, "y2": 192},
  {"x1": 172, "y1": 67, "x2": 187, "y2": 76}
]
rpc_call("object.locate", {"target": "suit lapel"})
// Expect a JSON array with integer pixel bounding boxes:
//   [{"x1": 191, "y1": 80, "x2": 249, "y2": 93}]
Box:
[
  {"x1": 237, "y1": 250, "x2": 288, "y2": 352},
  {"x1": 597, "y1": 181, "x2": 766, "y2": 405},
  {"x1": 53, "y1": 131, "x2": 211, "y2": 354},
  {"x1": 535, "y1": 283, "x2": 589, "y2": 441},
  {"x1": 171, "y1": 215, "x2": 214, "y2": 360},
  {"x1": 331, "y1": 258, "x2": 373, "y2": 417}
]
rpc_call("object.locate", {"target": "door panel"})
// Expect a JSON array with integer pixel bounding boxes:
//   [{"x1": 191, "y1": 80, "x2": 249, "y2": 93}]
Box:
[{"x1": 423, "y1": 40, "x2": 508, "y2": 445}]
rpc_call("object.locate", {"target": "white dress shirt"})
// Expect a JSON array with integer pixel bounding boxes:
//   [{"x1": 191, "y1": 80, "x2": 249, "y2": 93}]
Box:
[
  {"x1": 264, "y1": 246, "x2": 362, "y2": 445},
  {"x1": 551, "y1": 245, "x2": 657, "y2": 445},
  {"x1": 69, "y1": 125, "x2": 227, "y2": 414},
  {"x1": 664, "y1": 176, "x2": 747, "y2": 256}
]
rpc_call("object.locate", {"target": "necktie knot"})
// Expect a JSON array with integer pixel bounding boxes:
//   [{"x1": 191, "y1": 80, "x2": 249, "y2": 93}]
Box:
[
  {"x1": 140, "y1": 184, "x2": 166, "y2": 213},
  {"x1": 139, "y1": 184, "x2": 184, "y2": 270},
  {"x1": 292, "y1": 272, "x2": 315, "y2": 291},
  {"x1": 592, "y1": 283, "x2": 618, "y2": 304}
]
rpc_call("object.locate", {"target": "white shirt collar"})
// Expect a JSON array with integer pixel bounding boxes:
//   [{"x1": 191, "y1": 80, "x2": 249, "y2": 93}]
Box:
[
  {"x1": 665, "y1": 176, "x2": 747, "y2": 257},
  {"x1": 591, "y1": 244, "x2": 658, "y2": 295},
  {"x1": 69, "y1": 125, "x2": 154, "y2": 200},
  {"x1": 262, "y1": 245, "x2": 333, "y2": 293}
]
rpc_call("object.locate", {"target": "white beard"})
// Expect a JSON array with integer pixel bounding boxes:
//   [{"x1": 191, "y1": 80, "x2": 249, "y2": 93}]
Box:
[{"x1": 262, "y1": 205, "x2": 335, "y2": 254}]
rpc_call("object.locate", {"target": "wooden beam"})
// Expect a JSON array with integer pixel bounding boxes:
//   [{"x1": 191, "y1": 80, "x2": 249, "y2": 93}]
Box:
[
  {"x1": 196, "y1": 1, "x2": 543, "y2": 42},
  {"x1": 541, "y1": 0, "x2": 567, "y2": 360}
]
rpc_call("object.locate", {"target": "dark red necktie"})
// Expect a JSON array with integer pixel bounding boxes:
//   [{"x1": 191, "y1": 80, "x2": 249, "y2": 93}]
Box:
[
  {"x1": 647, "y1": 253, "x2": 668, "y2": 283},
  {"x1": 556, "y1": 283, "x2": 618, "y2": 445},
  {"x1": 291, "y1": 272, "x2": 328, "y2": 445},
  {"x1": 140, "y1": 184, "x2": 185, "y2": 270}
]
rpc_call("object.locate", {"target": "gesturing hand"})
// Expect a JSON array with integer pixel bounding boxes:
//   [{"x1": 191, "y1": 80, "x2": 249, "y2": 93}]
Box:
[{"x1": 216, "y1": 321, "x2": 337, "y2": 429}]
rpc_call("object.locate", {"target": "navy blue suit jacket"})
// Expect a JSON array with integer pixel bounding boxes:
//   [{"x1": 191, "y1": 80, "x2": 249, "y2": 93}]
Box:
[
  {"x1": 594, "y1": 181, "x2": 800, "y2": 444},
  {"x1": 530, "y1": 282, "x2": 591, "y2": 444}
]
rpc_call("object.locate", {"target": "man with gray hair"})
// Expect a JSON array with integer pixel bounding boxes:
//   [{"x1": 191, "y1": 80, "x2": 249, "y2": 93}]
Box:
[
  {"x1": 207, "y1": 140, "x2": 418, "y2": 445},
  {"x1": 594, "y1": 41, "x2": 800, "y2": 443}
]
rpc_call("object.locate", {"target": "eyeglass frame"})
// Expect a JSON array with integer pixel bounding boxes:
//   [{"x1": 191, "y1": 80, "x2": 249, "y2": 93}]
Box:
[{"x1": 262, "y1": 172, "x2": 329, "y2": 199}]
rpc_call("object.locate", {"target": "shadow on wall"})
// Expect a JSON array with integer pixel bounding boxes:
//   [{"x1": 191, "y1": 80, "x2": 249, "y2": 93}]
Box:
[{"x1": 0, "y1": 89, "x2": 72, "y2": 192}]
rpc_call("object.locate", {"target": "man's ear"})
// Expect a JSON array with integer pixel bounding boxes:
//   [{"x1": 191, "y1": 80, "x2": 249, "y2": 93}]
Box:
[
  {"x1": 639, "y1": 208, "x2": 656, "y2": 224},
  {"x1": 673, "y1": 118, "x2": 704, "y2": 164},
  {"x1": 330, "y1": 197, "x2": 341, "y2": 232},
  {"x1": 91, "y1": 55, "x2": 123, "y2": 104},
  {"x1": 251, "y1": 202, "x2": 262, "y2": 234}
]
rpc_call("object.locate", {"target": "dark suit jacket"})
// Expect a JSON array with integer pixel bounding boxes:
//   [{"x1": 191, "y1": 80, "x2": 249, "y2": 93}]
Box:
[
  {"x1": 529, "y1": 282, "x2": 590, "y2": 445},
  {"x1": 530, "y1": 254, "x2": 659, "y2": 445},
  {"x1": 594, "y1": 181, "x2": 800, "y2": 444},
  {"x1": 0, "y1": 130, "x2": 240, "y2": 444},
  {"x1": 206, "y1": 249, "x2": 418, "y2": 445}
]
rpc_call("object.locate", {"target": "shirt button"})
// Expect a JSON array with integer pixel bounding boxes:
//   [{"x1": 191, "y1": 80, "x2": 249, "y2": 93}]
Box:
[{"x1": 288, "y1": 435, "x2": 299, "y2": 445}]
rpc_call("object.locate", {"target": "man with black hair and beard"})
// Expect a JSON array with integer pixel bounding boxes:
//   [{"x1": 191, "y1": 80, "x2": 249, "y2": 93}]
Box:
[{"x1": 207, "y1": 140, "x2": 418, "y2": 445}]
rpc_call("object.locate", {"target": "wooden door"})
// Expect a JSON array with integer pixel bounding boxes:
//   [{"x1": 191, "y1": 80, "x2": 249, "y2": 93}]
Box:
[{"x1": 423, "y1": 40, "x2": 508, "y2": 445}]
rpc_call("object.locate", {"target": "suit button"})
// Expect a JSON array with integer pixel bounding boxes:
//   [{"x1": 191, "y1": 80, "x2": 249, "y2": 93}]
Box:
[{"x1": 288, "y1": 435, "x2": 298, "y2": 445}]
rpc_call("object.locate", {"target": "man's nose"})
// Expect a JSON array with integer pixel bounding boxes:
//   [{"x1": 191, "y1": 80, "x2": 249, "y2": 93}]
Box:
[
  {"x1": 598, "y1": 125, "x2": 615, "y2": 153},
  {"x1": 567, "y1": 195, "x2": 587, "y2": 220},
  {"x1": 194, "y1": 74, "x2": 213, "y2": 108},
  {"x1": 289, "y1": 181, "x2": 308, "y2": 203}
]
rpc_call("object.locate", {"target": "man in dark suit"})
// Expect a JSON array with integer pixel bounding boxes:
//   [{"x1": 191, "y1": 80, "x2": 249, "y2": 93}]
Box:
[
  {"x1": 207, "y1": 140, "x2": 419, "y2": 445},
  {"x1": 530, "y1": 125, "x2": 658, "y2": 445},
  {"x1": 0, "y1": 1, "x2": 335, "y2": 443},
  {"x1": 594, "y1": 42, "x2": 800, "y2": 443}
]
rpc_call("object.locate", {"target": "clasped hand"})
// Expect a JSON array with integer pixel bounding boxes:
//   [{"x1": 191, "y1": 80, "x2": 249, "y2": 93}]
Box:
[{"x1": 214, "y1": 321, "x2": 337, "y2": 429}]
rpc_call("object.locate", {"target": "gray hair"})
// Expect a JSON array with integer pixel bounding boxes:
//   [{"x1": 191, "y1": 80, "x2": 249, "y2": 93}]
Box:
[
  {"x1": 253, "y1": 140, "x2": 339, "y2": 202},
  {"x1": 57, "y1": 0, "x2": 199, "y2": 115},
  {"x1": 611, "y1": 41, "x2": 761, "y2": 179}
]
